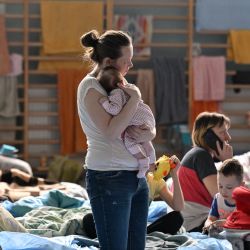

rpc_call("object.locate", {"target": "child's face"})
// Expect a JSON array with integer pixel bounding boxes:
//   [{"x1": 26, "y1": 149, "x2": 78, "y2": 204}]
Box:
[{"x1": 217, "y1": 173, "x2": 241, "y2": 204}]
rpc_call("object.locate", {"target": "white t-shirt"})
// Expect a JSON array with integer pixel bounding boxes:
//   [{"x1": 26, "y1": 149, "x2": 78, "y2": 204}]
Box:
[{"x1": 77, "y1": 74, "x2": 138, "y2": 171}]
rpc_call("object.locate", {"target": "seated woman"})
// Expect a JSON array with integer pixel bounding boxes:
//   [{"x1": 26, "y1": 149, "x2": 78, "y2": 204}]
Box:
[{"x1": 177, "y1": 112, "x2": 233, "y2": 232}]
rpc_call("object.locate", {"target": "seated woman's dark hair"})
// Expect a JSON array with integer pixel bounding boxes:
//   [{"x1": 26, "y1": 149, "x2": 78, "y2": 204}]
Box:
[{"x1": 192, "y1": 112, "x2": 230, "y2": 148}]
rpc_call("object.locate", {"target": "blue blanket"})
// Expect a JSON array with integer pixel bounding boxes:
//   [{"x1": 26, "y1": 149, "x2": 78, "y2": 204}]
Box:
[
  {"x1": 0, "y1": 231, "x2": 232, "y2": 250},
  {"x1": 2, "y1": 190, "x2": 86, "y2": 217}
]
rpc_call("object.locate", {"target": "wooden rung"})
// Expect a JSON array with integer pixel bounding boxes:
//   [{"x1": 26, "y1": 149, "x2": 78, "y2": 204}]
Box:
[
  {"x1": 29, "y1": 70, "x2": 57, "y2": 75},
  {"x1": 196, "y1": 30, "x2": 228, "y2": 35},
  {"x1": 0, "y1": 126, "x2": 24, "y2": 131},
  {"x1": 26, "y1": 41, "x2": 189, "y2": 49},
  {"x1": 28, "y1": 14, "x2": 40, "y2": 19},
  {"x1": 201, "y1": 43, "x2": 228, "y2": 49},
  {"x1": 29, "y1": 112, "x2": 58, "y2": 116},
  {"x1": 28, "y1": 56, "x2": 81, "y2": 61},
  {"x1": 7, "y1": 27, "x2": 41, "y2": 33},
  {"x1": 8, "y1": 41, "x2": 24, "y2": 46},
  {"x1": 28, "y1": 139, "x2": 60, "y2": 145},
  {"x1": 231, "y1": 137, "x2": 250, "y2": 143},
  {"x1": 0, "y1": 140, "x2": 24, "y2": 145},
  {"x1": 6, "y1": 28, "x2": 23, "y2": 32},
  {"x1": 226, "y1": 84, "x2": 250, "y2": 89},
  {"x1": 230, "y1": 124, "x2": 249, "y2": 129},
  {"x1": 224, "y1": 97, "x2": 250, "y2": 103},
  {"x1": 155, "y1": 15, "x2": 188, "y2": 21},
  {"x1": 28, "y1": 154, "x2": 54, "y2": 159},
  {"x1": 154, "y1": 28, "x2": 188, "y2": 34},
  {"x1": 5, "y1": 14, "x2": 23, "y2": 18},
  {"x1": 1, "y1": 0, "x2": 25, "y2": 3},
  {"x1": 115, "y1": 2, "x2": 189, "y2": 7},
  {"x1": 29, "y1": 84, "x2": 57, "y2": 89},
  {"x1": 26, "y1": 42, "x2": 42, "y2": 47},
  {"x1": 29, "y1": 125, "x2": 59, "y2": 130},
  {"x1": 224, "y1": 110, "x2": 249, "y2": 116},
  {"x1": 135, "y1": 42, "x2": 188, "y2": 48},
  {"x1": 28, "y1": 98, "x2": 57, "y2": 103}
]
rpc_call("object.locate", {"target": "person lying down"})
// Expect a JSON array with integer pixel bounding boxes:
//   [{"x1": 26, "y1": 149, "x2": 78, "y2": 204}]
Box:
[{"x1": 0, "y1": 168, "x2": 57, "y2": 186}]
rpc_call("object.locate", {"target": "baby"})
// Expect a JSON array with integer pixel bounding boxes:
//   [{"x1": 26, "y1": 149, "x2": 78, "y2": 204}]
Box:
[
  {"x1": 203, "y1": 158, "x2": 245, "y2": 234},
  {"x1": 97, "y1": 66, "x2": 156, "y2": 178}
]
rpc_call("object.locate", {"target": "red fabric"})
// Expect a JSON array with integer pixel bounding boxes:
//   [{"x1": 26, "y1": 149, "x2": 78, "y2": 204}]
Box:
[
  {"x1": 224, "y1": 186, "x2": 250, "y2": 230},
  {"x1": 177, "y1": 166, "x2": 213, "y2": 208},
  {"x1": 0, "y1": 15, "x2": 11, "y2": 75},
  {"x1": 190, "y1": 100, "x2": 219, "y2": 128},
  {"x1": 58, "y1": 68, "x2": 89, "y2": 155}
]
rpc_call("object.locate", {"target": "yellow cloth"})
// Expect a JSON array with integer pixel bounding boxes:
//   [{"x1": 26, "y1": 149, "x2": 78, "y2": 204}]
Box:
[
  {"x1": 227, "y1": 30, "x2": 250, "y2": 64},
  {"x1": 40, "y1": 1, "x2": 103, "y2": 54},
  {"x1": 147, "y1": 172, "x2": 166, "y2": 203},
  {"x1": 38, "y1": 51, "x2": 88, "y2": 72}
]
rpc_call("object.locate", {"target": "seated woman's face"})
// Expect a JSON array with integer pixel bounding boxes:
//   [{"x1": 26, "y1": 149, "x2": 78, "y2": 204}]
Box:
[{"x1": 212, "y1": 123, "x2": 231, "y2": 143}]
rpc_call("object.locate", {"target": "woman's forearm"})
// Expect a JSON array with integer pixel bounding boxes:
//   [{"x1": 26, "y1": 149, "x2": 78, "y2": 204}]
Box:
[
  {"x1": 105, "y1": 96, "x2": 140, "y2": 139},
  {"x1": 85, "y1": 88, "x2": 140, "y2": 140},
  {"x1": 171, "y1": 175, "x2": 184, "y2": 211}
]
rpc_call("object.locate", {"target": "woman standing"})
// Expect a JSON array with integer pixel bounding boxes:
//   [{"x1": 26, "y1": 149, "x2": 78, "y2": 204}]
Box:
[
  {"x1": 178, "y1": 112, "x2": 233, "y2": 232},
  {"x1": 77, "y1": 30, "x2": 155, "y2": 250}
]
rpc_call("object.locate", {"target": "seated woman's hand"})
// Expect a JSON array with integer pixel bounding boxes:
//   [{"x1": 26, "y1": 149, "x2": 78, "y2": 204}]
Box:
[
  {"x1": 215, "y1": 141, "x2": 233, "y2": 161},
  {"x1": 169, "y1": 155, "x2": 180, "y2": 177}
]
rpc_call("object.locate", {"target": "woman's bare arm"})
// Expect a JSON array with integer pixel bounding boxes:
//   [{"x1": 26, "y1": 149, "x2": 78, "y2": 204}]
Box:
[
  {"x1": 85, "y1": 84, "x2": 140, "y2": 140},
  {"x1": 159, "y1": 166, "x2": 184, "y2": 211}
]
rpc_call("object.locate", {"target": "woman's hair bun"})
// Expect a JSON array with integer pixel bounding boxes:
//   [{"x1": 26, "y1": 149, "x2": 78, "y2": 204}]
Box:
[{"x1": 80, "y1": 30, "x2": 99, "y2": 48}]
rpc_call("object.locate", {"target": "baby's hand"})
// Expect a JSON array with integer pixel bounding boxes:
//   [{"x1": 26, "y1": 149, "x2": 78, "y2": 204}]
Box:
[{"x1": 99, "y1": 96, "x2": 108, "y2": 105}]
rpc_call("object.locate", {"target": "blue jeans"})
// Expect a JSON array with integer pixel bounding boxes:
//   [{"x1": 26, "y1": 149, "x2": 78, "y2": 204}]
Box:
[{"x1": 86, "y1": 169, "x2": 149, "y2": 250}]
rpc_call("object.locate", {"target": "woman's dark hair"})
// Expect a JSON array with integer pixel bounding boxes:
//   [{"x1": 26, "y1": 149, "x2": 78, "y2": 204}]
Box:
[
  {"x1": 80, "y1": 29, "x2": 132, "y2": 64},
  {"x1": 192, "y1": 112, "x2": 230, "y2": 148}
]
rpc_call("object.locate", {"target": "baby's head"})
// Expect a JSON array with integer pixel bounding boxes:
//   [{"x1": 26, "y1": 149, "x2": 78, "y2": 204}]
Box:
[
  {"x1": 217, "y1": 158, "x2": 244, "y2": 204},
  {"x1": 97, "y1": 66, "x2": 123, "y2": 94}
]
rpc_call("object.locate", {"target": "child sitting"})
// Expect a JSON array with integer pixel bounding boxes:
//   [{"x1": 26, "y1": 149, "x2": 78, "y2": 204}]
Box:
[{"x1": 203, "y1": 158, "x2": 245, "y2": 233}]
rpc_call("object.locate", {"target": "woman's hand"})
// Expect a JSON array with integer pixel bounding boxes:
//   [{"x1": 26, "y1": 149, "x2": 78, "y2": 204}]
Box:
[
  {"x1": 126, "y1": 125, "x2": 156, "y2": 142},
  {"x1": 169, "y1": 155, "x2": 180, "y2": 178},
  {"x1": 215, "y1": 141, "x2": 233, "y2": 161},
  {"x1": 118, "y1": 82, "x2": 141, "y2": 99}
]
